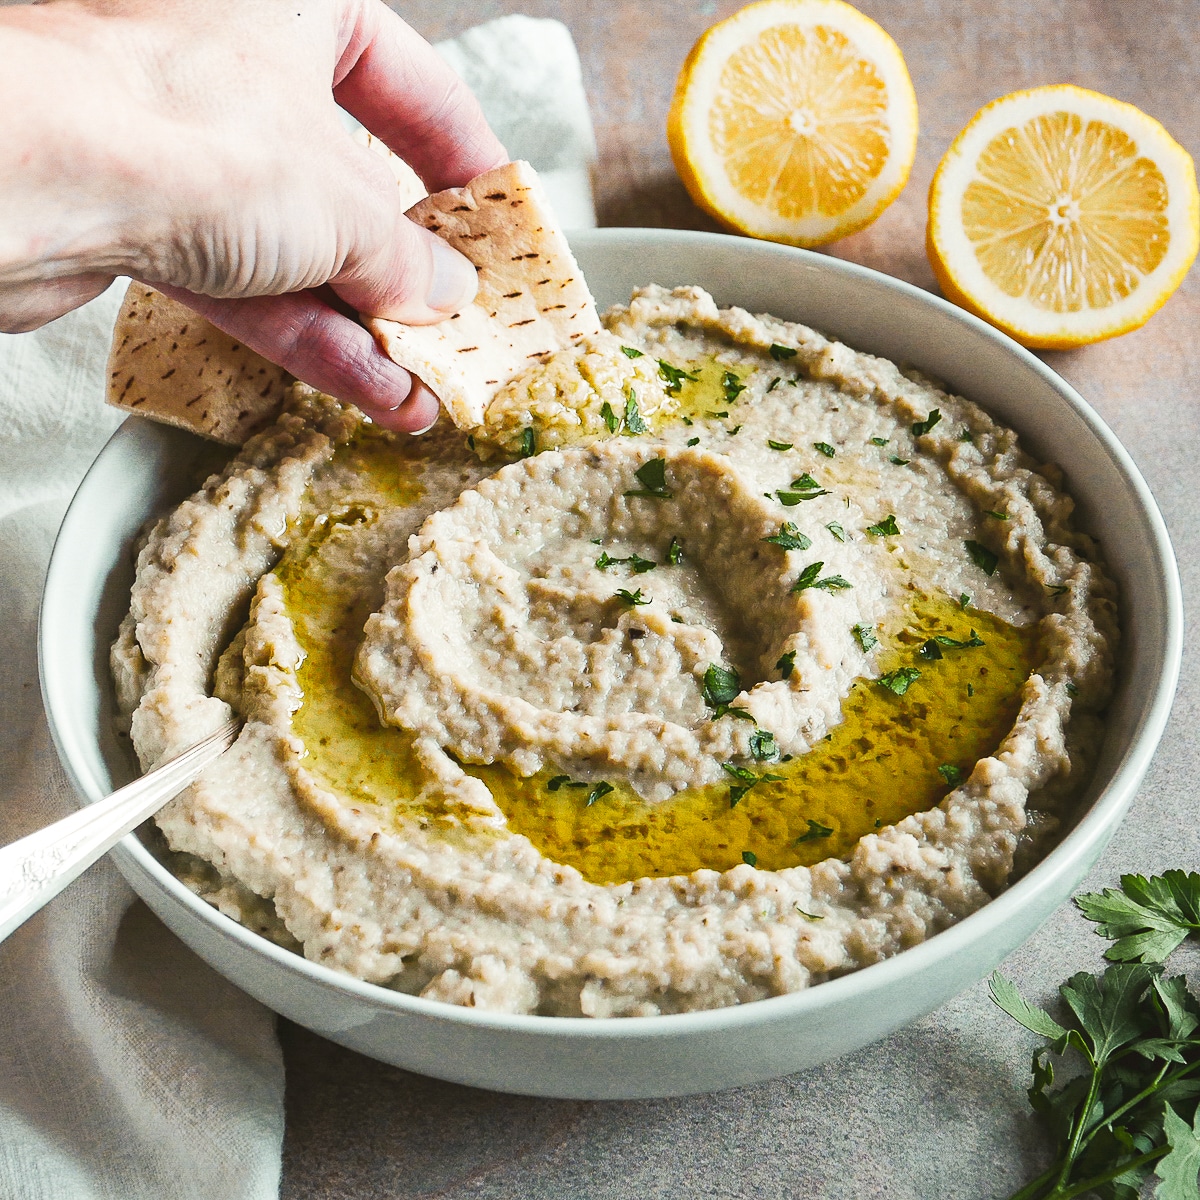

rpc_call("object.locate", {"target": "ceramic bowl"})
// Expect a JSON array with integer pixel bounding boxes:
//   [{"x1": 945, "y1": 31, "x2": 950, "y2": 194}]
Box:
[{"x1": 39, "y1": 229, "x2": 1182, "y2": 1099}]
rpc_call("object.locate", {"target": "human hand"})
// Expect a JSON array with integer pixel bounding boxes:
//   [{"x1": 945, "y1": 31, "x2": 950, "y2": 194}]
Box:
[{"x1": 0, "y1": 0, "x2": 508, "y2": 431}]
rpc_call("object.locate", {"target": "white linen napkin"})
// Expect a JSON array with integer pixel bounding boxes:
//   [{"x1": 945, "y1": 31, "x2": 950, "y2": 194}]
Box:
[{"x1": 0, "y1": 15, "x2": 595, "y2": 1199}]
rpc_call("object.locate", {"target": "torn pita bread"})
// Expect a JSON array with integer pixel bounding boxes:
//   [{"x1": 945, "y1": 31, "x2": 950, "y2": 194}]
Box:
[
  {"x1": 353, "y1": 126, "x2": 429, "y2": 210},
  {"x1": 106, "y1": 283, "x2": 292, "y2": 445},
  {"x1": 369, "y1": 159, "x2": 602, "y2": 429}
]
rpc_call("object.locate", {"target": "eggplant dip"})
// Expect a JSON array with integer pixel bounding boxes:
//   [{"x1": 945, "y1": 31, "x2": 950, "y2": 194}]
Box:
[{"x1": 112, "y1": 283, "x2": 1116, "y2": 1017}]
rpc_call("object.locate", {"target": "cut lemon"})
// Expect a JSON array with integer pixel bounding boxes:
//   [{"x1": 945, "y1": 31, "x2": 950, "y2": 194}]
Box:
[
  {"x1": 667, "y1": 0, "x2": 918, "y2": 247},
  {"x1": 927, "y1": 85, "x2": 1200, "y2": 349}
]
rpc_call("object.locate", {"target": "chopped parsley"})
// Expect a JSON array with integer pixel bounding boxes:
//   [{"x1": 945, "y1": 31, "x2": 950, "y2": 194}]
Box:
[
  {"x1": 707, "y1": 410, "x2": 729, "y2": 419},
  {"x1": 889, "y1": 455, "x2": 910, "y2": 466},
  {"x1": 825, "y1": 521, "x2": 846, "y2": 542},
  {"x1": 878, "y1": 667, "x2": 921, "y2": 695},
  {"x1": 620, "y1": 345, "x2": 643, "y2": 358},
  {"x1": 791, "y1": 472, "x2": 821, "y2": 491},
  {"x1": 585, "y1": 781, "x2": 614, "y2": 806},
  {"x1": 666, "y1": 536, "x2": 684, "y2": 565},
  {"x1": 516, "y1": 427, "x2": 536, "y2": 458},
  {"x1": 1047, "y1": 583, "x2": 1069, "y2": 596},
  {"x1": 724, "y1": 761, "x2": 784, "y2": 806},
  {"x1": 934, "y1": 630, "x2": 985, "y2": 649},
  {"x1": 749, "y1": 729, "x2": 778, "y2": 761},
  {"x1": 723, "y1": 762, "x2": 758, "y2": 784},
  {"x1": 795, "y1": 819, "x2": 833, "y2": 843},
  {"x1": 959, "y1": 592, "x2": 971, "y2": 609},
  {"x1": 766, "y1": 377, "x2": 782, "y2": 393},
  {"x1": 967, "y1": 683, "x2": 975, "y2": 697},
  {"x1": 615, "y1": 588, "x2": 649, "y2": 606},
  {"x1": 547, "y1": 775, "x2": 572, "y2": 791},
  {"x1": 866, "y1": 514, "x2": 900, "y2": 537},
  {"x1": 959, "y1": 427, "x2": 975, "y2": 443},
  {"x1": 919, "y1": 639, "x2": 944, "y2": 661},
  {"x1": 762, "y1": 522, "x2": 811, "y2": 551},
  {"x1": 686, "y1": 436, "x2": 700, "y2": 446},
  {"x1": 965, "y1": 539, "x2": 999, "y2": 575},
  {"x1": 776, "y1": 471, "x2": 829, "y2": 505},
  {"x1": 853, "y1": 622, "x2": 879, "y2": 652},
  {"x1": 600, "y1": 400, "x2": 620, "y2": 433},
  {"x1": 657, "y1": 359, "x2": 699, "y2": 395},
  {"x1": 626, "y1": 457, "x2": 672, "y2": 498},
  {"x1": 623, "y1": 388, "x2": 648, "y2": 434},
  {"x1": 728, "y1": 424, "x2": 742, "y2": 435},
  {"x1": 722, "y1": 370, "x2": 746, "y2": 403},
  {"x1": 795, "y1": 905, "x2": 824, "y2": 921},
  {"x1": 741, "y1": 850, "x2": 758, "y2": 867},
  {"x1": 596, "y1": 550, "x2": 657, "y2": 574},
  {"x1": 911, "y1": 409, "x2": 942, "y2": 437},
  {"x1": 792, "y1": 562, "x2": 853, "y2": 593},
  {"x1": 870, "y1": 436, "x2": 890, "y2": 447},
  {"x1": 769, "y1": 344, "x2": 798, "y2": 361},
  {"x1": 938, "y1": 764, "x2": 963, "y2": 787},
  {"x1": 1065, "y1": 681, "x2": 1079, "y2": 697},
  {"x1": 702, "y1": 663, "x2": 741, "y2": 709},
  {"x1": 768, "y1": 439, "x2": 794, "y2": 451},
  {"x1": 813, "y1": 442, "x2": 836, "y2": 458},
  {"x1": 987, "y1": 510, "x2": 1009, "y2": 520},
  {"x1": 775, "y1": 650, "x2": 797, "y2": 679}
]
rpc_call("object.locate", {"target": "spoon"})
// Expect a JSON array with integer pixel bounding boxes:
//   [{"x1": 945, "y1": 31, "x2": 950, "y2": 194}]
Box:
[{"x1": 0, "y1": 718, "x2": 241, "y2": 943}]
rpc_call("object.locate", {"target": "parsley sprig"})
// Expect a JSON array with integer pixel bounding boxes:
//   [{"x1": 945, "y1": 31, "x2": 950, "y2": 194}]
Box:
[{"x1": 993, "y1": 871, "x2": 1200, "y2": 1200}]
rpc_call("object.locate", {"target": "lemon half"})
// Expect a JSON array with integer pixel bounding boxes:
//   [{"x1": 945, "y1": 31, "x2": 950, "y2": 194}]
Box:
[
  {"x1": 668, "y1": 0, "x2": 918, "y2": 247},
  {"x1": 927, "y1": 85, "x2": 1200, "y2": 349}
]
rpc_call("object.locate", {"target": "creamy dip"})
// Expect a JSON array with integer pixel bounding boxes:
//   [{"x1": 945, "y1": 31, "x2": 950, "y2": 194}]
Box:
[{"x1": 112, "y1": 286, "x2": 1117, "y2": 1017}]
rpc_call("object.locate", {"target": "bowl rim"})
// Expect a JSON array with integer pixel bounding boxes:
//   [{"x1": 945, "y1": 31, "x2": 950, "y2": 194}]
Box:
[{"x1": 39, "y1": 226, "x2": 1184, "y2": 1038}]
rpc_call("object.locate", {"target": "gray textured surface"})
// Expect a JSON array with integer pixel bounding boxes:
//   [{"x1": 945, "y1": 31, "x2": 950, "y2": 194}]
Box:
[{"x1": 276, "y1": 2, "x2": 1200, "y2": 1196}]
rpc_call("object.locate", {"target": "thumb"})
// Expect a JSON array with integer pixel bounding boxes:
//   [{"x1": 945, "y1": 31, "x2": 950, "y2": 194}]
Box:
[{"x1": 330, "y1": 205, "x2": 479, "y2": 325}]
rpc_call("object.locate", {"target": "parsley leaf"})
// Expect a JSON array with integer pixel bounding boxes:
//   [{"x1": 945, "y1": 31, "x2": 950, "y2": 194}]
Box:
[
  {"x1": 987, "y1": 510, "x2": 1009, "y2": 520},
  {"x1": 889, "y1": 455, "x2": 910, "y2": 466},
  {"x1": 766, "y1": 377, "x2": 782, "y2": 393},
  {"x1": 749, "y1": 729, "x2": 778, "y2": 761},
  {"x1": 516, "y1": 427, "x2": 536, "y2": 458},
  {"x1": 918, "y1": 639, "x2": 943, "y2": 661},
  {"x1": 666, "y1": 536, "x2": 683, "y2": 565},
  {"x1": 870, "y1": 436, "x2": 889, "y2": 447},
  {"x1": 722, "y1": 370, "x2": 746, "y2": 403},
  {"x1": 791, "y1": 472, "x2": 820, "y2": 490},
  {"x1": 775, "y1": 650, "x2": 796, "y2": 679},
  {"x1": 741, "y1": 850, "x2": 758, "y2": 867},
  {"x1": 937, "y1": 763, "x2": 963, "y2": 787},
  {"x1": 620, "y1": 345, "x2": 643, "y2": 358},
  {"x1": 722, "y1": 762, "x2": 757, "y2": 784},
  {"x1": 878, "y1": 667, "x2": 921, "y2": 695},
  {"x1": 585, "y1": 781, "x2": 615, "y2": 806},
  {"x1": 762, "y1": 522, "x2": 811, "y2": 551},
  {"x1": 600, "y1": 400, "x2": 620, "y2": 433},
  {"x1": 768, "y1": 439, "x2": 794, "y2": 451},
  {"x1": 547, "y1": 775, "x2": 572, "y2": 792},
  {"x1": 793, "y1": 562, "x2": 853, "y2": 592},
  {"x1": 1076, "y1": 872, "x2": 1200, "y2": 964},
  {"x1": 657, "y1": 360, "x2": 699, "y2": 395},
  {"x1": 814, "y1": 441, "x2": 836, "y2": 458},
  {"x1": 795, "y1": 819, "x2": 833, "y2": 843},
  {"x1": 702, "y1": 663, "x2": 741, "y2": 709},
  {"x1": 626, "y1": 457, "x2": 672, "y2": 498},
  {"x1": 853, "y1": 623, "x2": 879, "y2": 652},
  {"x1": 935, "y1": 630, "x2": 985, "y2": 649},
  {"x1": 769, "y1": 344, "x2": 798, "y2": 360},
  {"x1": 911, "y1": 409, "x2": 942, "y2": 436},
  {"x1": 866, "y1": 514, "x2": 900, "y2": 537},
  {"x1": 623, "y1": 388, "x2": 648, "y2": 434},
  {"x1": 686, "y1": 436, "x2": 700, "y2": 446},
  {"x1": 597, "y1": 551, "x2": 656, "y2": 574},
  {"x1": 615, "y1": 588, "x2": 648, "y2": 606},
  {"x1": 965, "y1": 540, "x2": 999, "y2": 575},
  {"x1": 825, "y1": 521, "x2": 846, "y2": 542}
]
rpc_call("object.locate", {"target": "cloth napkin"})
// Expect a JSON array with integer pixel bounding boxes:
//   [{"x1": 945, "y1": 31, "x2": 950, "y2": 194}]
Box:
[{"x1": 0, "y1": 15, "x2": 596, "y2": 1199}]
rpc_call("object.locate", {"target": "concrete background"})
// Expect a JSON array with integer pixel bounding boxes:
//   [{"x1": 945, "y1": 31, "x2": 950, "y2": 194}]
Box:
[{"x1": 279, "y1": 3, "x2": 1200, "y2": 1196}]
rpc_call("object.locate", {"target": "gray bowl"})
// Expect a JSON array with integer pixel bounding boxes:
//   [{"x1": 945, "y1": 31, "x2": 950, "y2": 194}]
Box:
[{"x1": 38, "y1": 229, "x2": 1182, "y2": 1099}]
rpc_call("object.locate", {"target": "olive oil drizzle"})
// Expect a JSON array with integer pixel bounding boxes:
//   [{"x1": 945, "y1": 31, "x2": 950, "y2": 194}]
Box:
[{"x1": 277, "y1": 426, "x2": 1039, "y2": 886}]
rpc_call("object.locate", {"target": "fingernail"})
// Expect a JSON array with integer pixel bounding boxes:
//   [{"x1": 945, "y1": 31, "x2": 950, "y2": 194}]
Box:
[
  {"x1": 408, "y1": 417, "x2": 439, "y2": 436},
  {"x1": 426, "y1": 239, "x2": 478, "y2": 313}
]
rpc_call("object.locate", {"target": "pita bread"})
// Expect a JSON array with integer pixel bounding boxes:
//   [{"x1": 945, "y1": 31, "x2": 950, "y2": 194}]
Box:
[
  {"x1": 106, "y1": 283, "x2": 291, "y2": 445},
  {"x1": 369, "y1": 159, "x2": 601, "y2": 429}
]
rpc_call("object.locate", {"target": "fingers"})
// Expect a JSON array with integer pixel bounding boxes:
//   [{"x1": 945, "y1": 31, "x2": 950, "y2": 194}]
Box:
[
  {"x1": 334, "y1": 1, "x2": 507, "y2": 190},
  {"x1": 330, "y1": 214, "x2": 478, "y2": 324},
  {"x1": 153, "y1": 283, "x2": 441, "y2": 433},
  {"x1": 0, "y1": 273, "x2": 115, "y2": 333}
]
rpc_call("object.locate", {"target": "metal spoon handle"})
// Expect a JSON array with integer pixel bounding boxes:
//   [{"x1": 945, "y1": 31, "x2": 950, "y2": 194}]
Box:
[{"x1": 0, "y1": 718, "x2": 240, "y2": 943}]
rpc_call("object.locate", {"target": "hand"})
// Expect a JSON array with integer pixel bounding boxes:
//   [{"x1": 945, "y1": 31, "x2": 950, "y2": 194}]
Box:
[{"x1": 0, "y1": 0, "x2": 508, "y2": 431}]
